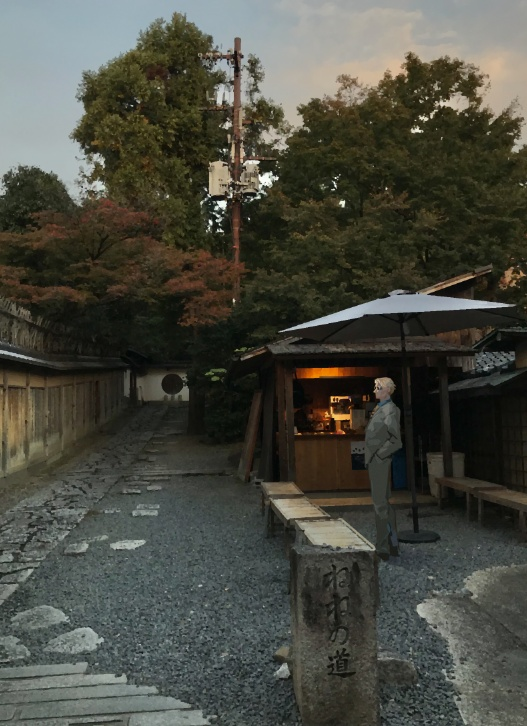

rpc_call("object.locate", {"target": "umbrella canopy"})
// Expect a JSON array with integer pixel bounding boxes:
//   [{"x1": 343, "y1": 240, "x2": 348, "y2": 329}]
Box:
[
  {"x1": 281, "y1": 293, "x2": 521, "y2": 343},
  {"x1": 281, "y1": 292, "x2": 523, "y2": 542}
]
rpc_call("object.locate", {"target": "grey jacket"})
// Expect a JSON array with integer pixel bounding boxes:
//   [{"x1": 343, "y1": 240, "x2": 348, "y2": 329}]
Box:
[{"x1": 364, "y1": 400, "x2": 402, "y2": 465}]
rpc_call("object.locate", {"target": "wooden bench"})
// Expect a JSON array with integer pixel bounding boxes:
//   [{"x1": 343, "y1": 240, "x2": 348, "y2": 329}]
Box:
[
  {"x1": 260, "y1": 481, "x2": 303, "y2": 516},
  {"x1": 475, "y1": 488, "x2": 527, "y2": 538},
  {"x1": 266, "y1": 496, "x2": 330, "y2": 538},
  {"x1": 437, "y1": 476, "x2": 506, "y2": 520},
  {"x1": 295, "y1": 518, "x2": 375, "y2": 551}
]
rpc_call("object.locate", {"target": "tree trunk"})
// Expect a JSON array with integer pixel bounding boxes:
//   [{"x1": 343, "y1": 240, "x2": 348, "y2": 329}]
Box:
[{"x1": 187, "y1": 384, "x2": 205, "y2": 435}]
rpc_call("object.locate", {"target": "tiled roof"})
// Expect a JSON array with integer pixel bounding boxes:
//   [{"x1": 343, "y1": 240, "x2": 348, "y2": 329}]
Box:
[
  {"x1": 0, "y1": 343, "x2": 128, "y2": 371},
  {"x1": 267, "y1": 336, "x2": 474, "y2": 357},
  {"x1": 474, "y1": 351, "x2": 515, "y2": 375},
  {"x1": 448, "y1": 367, "x2": 527, "y2": 393}
]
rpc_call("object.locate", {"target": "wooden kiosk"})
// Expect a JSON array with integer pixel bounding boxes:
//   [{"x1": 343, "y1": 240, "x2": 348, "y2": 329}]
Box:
[{"x1": 231, "y1": 336, "x2": 474, "y2": 492}]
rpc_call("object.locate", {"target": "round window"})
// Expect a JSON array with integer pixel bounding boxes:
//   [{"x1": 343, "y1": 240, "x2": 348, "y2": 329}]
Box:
[{"x1": 161, "y1": 373, "x2": 184, "y2": 395}]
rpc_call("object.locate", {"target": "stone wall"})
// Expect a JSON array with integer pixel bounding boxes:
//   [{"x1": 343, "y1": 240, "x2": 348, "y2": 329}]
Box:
[{"x1": 0, "y1": 298, "x2": 100, "y2": 356}]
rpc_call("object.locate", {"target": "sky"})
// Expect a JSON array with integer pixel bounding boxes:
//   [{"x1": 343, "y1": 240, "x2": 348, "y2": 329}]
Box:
[{"x1": 1, "y1": 0, "x2": 526, "y2": 194}]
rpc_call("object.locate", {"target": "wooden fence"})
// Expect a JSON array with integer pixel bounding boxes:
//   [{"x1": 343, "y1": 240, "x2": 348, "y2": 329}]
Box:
[{"x1": 0, "y1": 368, "x2": 126, "y2": 477}]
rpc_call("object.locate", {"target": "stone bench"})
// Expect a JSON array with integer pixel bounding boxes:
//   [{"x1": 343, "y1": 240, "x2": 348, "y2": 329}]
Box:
[
  {"x1": 260, "y1": 481, "x2": 303, "y2": 515},
  {"x1": 291, "y1": 520, "x2": 379, "y2": 725},
  {"x1": 436, "y1": 476, "x2": 506, "y2": 520}
]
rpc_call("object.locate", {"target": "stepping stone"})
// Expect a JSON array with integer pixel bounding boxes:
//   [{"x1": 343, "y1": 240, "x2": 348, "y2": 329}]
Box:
[
  {"x1": 136, "y1": 504, "x2": 160, "y2": 510},
  {"x1": 104, "y1": 509, "x2": 121, "y2": 514},
  {"x1": 0, "y1": 636, "x2": 30, "y2": 663},
  {"x1": 44, "y1": 627, "x2": 104, "y2": 654},
  {"x1": 132, "y1": 510, "x2": 159, "y2": 517},
  {"x1": 64, "y1": 542, "x2": 89, "y2": 556},
  {"x1": 110, "y1": 540, "x2": 146, "y2": 551},
  {"x1": 122, "y1": 488, "x2": 142, "y2": 495},
  {"x1": 11, "y1": 606, "x2": 69, "y2": 631},
  {"x1": 146, "y1": 485, "x2": 163, "y2": 491}
]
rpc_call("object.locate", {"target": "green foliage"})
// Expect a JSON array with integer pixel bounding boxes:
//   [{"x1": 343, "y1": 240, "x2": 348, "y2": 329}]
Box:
[
  {"x1": 0, "y1": 199, "x2": 240, "y2": 355},
  {"x1": 202, "y1": 372, "x2": 259, "y2": 443},
  {"x1": 73, "y1": 13, "x2": 224, "y2": 247},
  {"x1": 237, "y1": 52, "x2": 527, "y2": 342},
  {"x1": 0, "y1": 165, "x2": 75, "y2": 232},
  {"x1": 72, "y1": 13, "x2": 286, "y2": 252}
]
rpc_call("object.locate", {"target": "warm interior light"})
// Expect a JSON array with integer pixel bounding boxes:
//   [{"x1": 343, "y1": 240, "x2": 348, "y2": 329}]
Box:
[{"x1": 296, "y1": 367, "x2": 385, "y2": 379}]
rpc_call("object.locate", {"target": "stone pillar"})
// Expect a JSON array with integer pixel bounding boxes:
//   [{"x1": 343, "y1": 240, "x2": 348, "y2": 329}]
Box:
[{"x1": 290, "y1": 544, "x2": 380, "y2": 726}]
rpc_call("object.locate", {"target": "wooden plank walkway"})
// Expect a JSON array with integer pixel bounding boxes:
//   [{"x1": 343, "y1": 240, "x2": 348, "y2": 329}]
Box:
[{"x1": 0, "y1": 662, "x2": 211, "y2": 724}]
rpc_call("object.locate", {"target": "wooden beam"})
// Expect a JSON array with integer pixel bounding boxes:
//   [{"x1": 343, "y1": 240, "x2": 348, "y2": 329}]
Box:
[
  {"x1": 438, "y1": 358, "x2": 453, "y2": 478},
  {"x1": 237, "y1": 389, "x2": 263, "y2": 482},
  {"x1": 276, "y1": 363, "x2": 288, "y2": 481},
  {"x1": 43, "y1": 376, "x2": 49, "y2": 459},
  {"x1": 24, "y1": 372, "x2": 30, "y2": 464},
  {"x1": 283, "y1": 364, "x2": 296, "y2": 482},
  {"x1": 1, "y1": 369, "x2": 6, "y2": 477}
]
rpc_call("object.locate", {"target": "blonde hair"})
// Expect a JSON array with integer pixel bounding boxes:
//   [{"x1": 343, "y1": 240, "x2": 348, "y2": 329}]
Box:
[{"x1": 375, "y1": 377, "x2": 396, "y2": 394}]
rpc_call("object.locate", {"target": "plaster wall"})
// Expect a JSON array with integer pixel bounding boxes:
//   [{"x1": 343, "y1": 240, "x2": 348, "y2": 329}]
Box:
[{"x1": 134, "y1": 369, "x2": 189, "y2": 403}]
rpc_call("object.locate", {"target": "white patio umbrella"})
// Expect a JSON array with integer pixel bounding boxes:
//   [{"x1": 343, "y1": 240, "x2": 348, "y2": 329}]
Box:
[{"x1": 282, "y1": 292, "x2": 522, "y2": 542}]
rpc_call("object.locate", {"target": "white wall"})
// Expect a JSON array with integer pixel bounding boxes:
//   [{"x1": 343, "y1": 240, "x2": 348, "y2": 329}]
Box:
[{"x1": 136, "y1": 368, "x2": 189, "y2": 402}]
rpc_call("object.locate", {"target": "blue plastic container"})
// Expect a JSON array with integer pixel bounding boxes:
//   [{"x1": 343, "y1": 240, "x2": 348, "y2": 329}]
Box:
[{"x1": 391, "y1": 448, "x2": 407, "y2": 490}]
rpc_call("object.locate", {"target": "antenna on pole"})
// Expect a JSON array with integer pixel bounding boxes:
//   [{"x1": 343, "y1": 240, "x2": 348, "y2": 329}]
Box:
[{"x1": 201, "y1": 38, "x2": 260, "y2": 305}]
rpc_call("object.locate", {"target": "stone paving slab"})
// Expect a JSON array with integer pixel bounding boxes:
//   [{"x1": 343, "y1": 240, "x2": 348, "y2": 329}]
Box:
[
  {"x1": 129, "y1": 712, "x2": 211, "y2": 725},
  {"x1": 0, "y1": 704, "x2": 15, "y2": 720},
  {"x1": 14, "y1": 720, "x2": 126, "y2": 725},
  {"x1": 0, "y1": 663, "x2": 88, "y2": 679},
  {"x1": 19, "y1": 694, "x2": 192, "y2": 719},
  {"x1": 0, "y1": 674, "x2": 128, "y2": 692},
  {"x1": 0, "y1": 683, "x2": 157, "y2": 704}
]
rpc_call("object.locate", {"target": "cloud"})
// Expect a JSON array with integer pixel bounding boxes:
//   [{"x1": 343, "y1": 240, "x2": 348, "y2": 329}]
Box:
[
  {"x1": 474, "y1": 49, "x2": 527, "y2": 117},
  {"x1": 266, "y1": 0, "x2": 527, "y2": 133}
]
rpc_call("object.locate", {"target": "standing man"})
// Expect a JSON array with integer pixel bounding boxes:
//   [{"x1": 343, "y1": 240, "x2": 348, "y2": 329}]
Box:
[{"x1": 365, "y1": 377, "x2": 402, "y2": 560}]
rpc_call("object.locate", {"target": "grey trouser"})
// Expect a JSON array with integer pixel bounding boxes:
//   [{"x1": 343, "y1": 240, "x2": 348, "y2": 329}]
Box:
[{"x1": 368, "y1": 456, "x2": 398, "y2": 556}]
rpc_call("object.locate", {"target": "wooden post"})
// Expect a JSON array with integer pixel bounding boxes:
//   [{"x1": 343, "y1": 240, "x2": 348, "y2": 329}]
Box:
[
  {"x1": 1, "y1": 369, "x2": 7, "y2": 477},
  {"x1": 438, "y1": 358, "x2": 453, "y2": 478},
  {"x1": 43, "y1": 376, "x2": 49, "y2": 459},
  {"x1": 493, "y1": 398, "x2": 504, "y2": 486},
  {"x1": 24, "y1": 372, "x2": 30, "y2": 464},
  {"x1": 72, "y1": 374, "x2": 77, "y2": 443},
  {"x1": 276, "y1": 363, "x2": 288, "y2": 481},
  {"x1": 284, "y1": 364, "x2": 296, "y2": 482},
  {"x1": 258, "y1": 368, "x2": 276, "y2": 481},
  {"x1": 59, "y1": 382, "x2": 65, "y2": 453}
]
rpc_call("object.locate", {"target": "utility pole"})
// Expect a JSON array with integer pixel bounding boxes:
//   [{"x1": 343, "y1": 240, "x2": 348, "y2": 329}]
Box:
[
  {"x1": 203, "y1": 38, "x2": 260, "y2": 304},
  {"x1": 231, "y1": 37, "x2": 242, "y2": 303}
]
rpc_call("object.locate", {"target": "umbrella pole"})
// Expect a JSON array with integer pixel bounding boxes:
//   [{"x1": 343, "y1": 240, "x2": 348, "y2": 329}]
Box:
[
  {"x1": 399, "y1": 327, "x2": 419, "y2": 532},
  {"x1": 398, "y1": 320, "x2": 440, "y2": 544}
]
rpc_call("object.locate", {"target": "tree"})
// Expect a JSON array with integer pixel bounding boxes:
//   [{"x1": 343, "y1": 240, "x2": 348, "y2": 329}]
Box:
[
  {"x1": 72, "y1": 13, "x2": 286, "y2": 250},
  {"x1": 0, "y1": 199, "x2": 241, "y2": 354},
  {"x1": 237, "y1": 53, "x2": 527, "y2": 343},
  {"x1": 0, "y1": 165, "x2": 75, "y2": 232}
]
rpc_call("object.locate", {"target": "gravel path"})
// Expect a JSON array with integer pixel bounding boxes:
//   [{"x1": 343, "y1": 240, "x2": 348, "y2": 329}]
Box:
[{"x1": 0, "y1": 404, "x2": 527, "y2": 725}]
